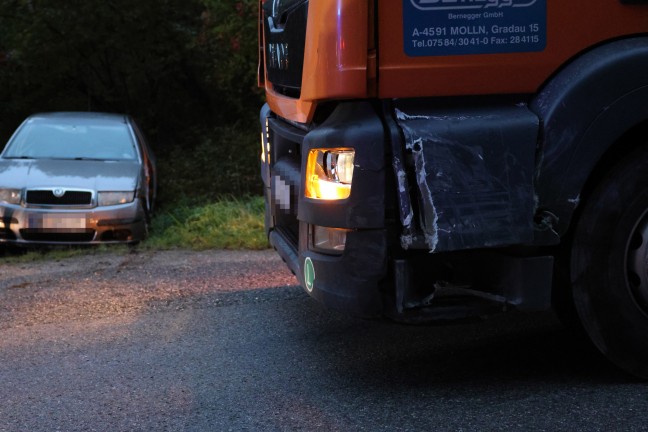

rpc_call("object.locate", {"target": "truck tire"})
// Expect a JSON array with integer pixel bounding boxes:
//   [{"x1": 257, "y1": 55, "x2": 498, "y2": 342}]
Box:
[{"x1": 571, "y1": 145, "x2": 648, "y2": 379}]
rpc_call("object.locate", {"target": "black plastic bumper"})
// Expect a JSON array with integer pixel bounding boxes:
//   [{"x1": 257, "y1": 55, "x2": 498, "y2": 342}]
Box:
[
  {"x1": 270, "y1": 227, "x2": 388, "y2": 317},
  {"x1": 261, "y1": 99, "x2": 554, "y2": 320},
  {"x1": 261, "y1": 101, "x2": 389, "y2": 317}
]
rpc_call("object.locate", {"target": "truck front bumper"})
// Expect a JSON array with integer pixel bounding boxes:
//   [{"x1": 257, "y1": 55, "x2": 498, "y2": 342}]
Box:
[
  {"x1": 260, "y1": 99, "x2": 554, "y2": 320},
  {"x1": 261, "y1": 101, "x2": 389, "y2": 317},
  {"x1": 269, "y1": 227, "x2": 388, "y2": 317}
]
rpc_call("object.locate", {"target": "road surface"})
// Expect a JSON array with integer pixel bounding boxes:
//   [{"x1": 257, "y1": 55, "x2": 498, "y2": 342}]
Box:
[{"x1": 0, "y1": 249, "x2": 645, "y2": 431}]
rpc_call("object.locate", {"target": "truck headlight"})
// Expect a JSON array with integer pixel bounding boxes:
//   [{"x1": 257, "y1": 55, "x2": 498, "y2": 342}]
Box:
[
  {"x1": 98, "y1": 191, "x2": 135, "y2": 206},
  {"x1": 305, "y1": 149, "x2": 354, "y2": 200},
  {"x1": 0, "y1": 188, "x2": 21, "y2": 204}
]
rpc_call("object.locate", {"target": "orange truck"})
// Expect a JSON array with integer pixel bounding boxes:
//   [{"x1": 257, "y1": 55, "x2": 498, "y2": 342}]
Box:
[{"x1": 258, "y1": 0, "x2": 648, "y2": 377}]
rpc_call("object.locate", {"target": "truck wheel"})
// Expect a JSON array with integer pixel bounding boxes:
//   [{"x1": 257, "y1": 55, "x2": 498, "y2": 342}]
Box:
[{"x1": 571, "y1": 146, "x2": 648, "y2": 379}]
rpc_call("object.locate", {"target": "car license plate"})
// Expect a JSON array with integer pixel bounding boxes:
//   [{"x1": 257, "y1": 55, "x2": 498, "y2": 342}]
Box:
[{"x1": 37, "y1": 214, "x2": 86, "y2": 230}]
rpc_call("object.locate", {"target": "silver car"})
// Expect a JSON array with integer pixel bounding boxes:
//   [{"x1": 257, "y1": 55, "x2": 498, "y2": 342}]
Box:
[{"x1": 0, "y1": 112, "x2": 156, "y2": 245}]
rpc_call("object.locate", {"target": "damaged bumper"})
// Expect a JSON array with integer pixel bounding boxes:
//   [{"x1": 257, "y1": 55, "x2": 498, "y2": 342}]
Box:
[
  {"x1": 261, "y1": 99, "x2": 553, "y2": 320},
  {"x1": 261, "y1": 102, "x2": 388, "y2": 317},
  {"x1": 393, "y1": 99, "x2": 539, "y2": 253}
]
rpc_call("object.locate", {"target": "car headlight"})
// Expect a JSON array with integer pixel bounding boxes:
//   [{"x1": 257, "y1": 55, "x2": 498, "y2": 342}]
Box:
[
  {"x1": 0, "y1": 188, "x2": 21, "y2": 204},
  {"x1": 305, "y1": 149, "x2": 355, "y2": 200},
  {"x1": 98, "y1": 191, "x2": 135, "y2": 206}
]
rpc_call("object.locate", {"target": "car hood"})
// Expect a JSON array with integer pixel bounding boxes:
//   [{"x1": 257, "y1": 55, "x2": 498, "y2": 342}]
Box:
[{"x1": 0, "y1": 159, "x2": 141, "y2": 191}]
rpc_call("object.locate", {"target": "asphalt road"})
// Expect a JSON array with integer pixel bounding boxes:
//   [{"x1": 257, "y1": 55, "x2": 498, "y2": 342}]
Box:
[{"x1": 0, "y1": 249, "x2": 646, "y2": 431}]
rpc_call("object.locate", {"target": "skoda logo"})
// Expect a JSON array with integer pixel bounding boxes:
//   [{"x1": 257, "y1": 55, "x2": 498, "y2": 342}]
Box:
[{"x1": 53, "y1": 188, "x2": 65, "y2": 198}]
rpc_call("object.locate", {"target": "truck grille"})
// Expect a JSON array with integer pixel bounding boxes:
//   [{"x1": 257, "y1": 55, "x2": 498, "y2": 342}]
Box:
[
  {"x1": 26, "y1": 190, "x2": 92, "y2": 206},
  {"x1": 264, "y1": 117, "x2": 304, "y2": 245},
  {"x1": 263, "y1": 0, "x2": 308, "y2": 98}
]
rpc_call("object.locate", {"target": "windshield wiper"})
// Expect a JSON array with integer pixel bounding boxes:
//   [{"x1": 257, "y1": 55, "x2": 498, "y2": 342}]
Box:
[{"x1": 3, "y1": 156, "x2": 33, "y2": 159}]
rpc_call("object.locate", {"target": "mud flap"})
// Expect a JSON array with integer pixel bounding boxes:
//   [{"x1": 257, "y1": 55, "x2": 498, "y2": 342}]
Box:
[{"x1": 394, "y1": 100, "x2": 539, "y2": 252}]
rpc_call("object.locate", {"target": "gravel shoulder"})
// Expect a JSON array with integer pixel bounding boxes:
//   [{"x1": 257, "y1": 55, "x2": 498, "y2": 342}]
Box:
[{"x1": 0, "y1": 249, "x2": 300, "y2": 329}]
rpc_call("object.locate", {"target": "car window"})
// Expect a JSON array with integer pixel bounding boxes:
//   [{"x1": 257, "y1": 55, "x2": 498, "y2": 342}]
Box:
[{"x1": 4, "y1": 118, "x2": 137, "y2": 161}]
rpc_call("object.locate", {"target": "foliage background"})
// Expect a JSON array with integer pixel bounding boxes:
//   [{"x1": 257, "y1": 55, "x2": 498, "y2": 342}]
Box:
[{"x1": 0, "y1": 0, "x2": 263, "y2": 208}]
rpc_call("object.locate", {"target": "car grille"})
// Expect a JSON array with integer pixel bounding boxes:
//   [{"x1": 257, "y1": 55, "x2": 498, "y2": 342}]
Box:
[
  {"x1": 20, "y1": 229, "x2": 95, "y2": 242},
  {"x1": 26, "y1": 190, "x2": 92, "y2": 206}
]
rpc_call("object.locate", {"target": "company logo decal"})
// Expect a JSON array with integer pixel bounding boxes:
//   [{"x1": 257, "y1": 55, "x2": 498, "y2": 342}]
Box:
[
  {"x1": 53, "y1": 188, "x2": 65, "y2": 198},
  {"x1": 411, "y1": 0, "x2": 537, "y2": 10},
  {"x1": 267, "y1": 42, "x2": 289, "y2": 71}
]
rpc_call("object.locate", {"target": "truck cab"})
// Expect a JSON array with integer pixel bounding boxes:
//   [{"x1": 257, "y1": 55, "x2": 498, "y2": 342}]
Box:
[{"x1": 258, "y1": 0, "x2": 648, "y2": 377}]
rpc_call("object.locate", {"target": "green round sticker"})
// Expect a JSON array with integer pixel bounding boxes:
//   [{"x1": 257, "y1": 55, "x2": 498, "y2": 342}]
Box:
[{"x1": 304, "y1": 257, "x2": 315, "y2": 292}]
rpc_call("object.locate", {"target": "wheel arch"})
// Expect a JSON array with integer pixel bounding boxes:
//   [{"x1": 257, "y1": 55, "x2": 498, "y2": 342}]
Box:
[
  {"x1": 550, "y1": 119, "x2": 648, "y2": 320},
  {"x1": 571, "y1": 120, "x2": 648, "y2": 236},
  {"x1": 530, "y1": 36, "x2": 648, "y2": 239}
]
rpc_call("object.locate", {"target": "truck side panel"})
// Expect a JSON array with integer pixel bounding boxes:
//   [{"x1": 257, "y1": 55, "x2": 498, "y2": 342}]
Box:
[{"x1": 378, "y1": 1, "x2": 648, "y2": 98}]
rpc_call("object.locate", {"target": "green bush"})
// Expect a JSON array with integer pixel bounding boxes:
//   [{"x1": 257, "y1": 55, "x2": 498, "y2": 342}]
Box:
[
  {"x1": 156, "y1": 123, "x2": 262, "y2": 208},
  {"x1": 0, "y1": 0, "x2": 263, "y2": 206}
]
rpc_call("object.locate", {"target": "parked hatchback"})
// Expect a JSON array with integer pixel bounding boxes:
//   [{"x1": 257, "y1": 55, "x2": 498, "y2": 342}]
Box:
[{"x1": 0, "y1": 112, "x2": 156, "y2": 245}]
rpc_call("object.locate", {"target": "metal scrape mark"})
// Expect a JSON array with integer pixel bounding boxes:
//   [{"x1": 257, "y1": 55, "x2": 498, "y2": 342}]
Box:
[
  {"x1": 415, "y1": 150, "x2": 439, "y2": 253},
  {"x1": 535, "y1": 210, "x2": 559, "y2": 236},
  {"x1": 426, "y1": 231, "x2": 439, "y2": 253},
  {"x1": 403, "y1": 211, "x2": 413, "y2": 227},
  {"x1": 397, "y1": 169, "x2": 407, "y2": 193},
  {"x1": 392, "y1": 148, "x2": 414, "y2": 231},
  {"x1": 397, "y1": 108, "x2": 477, "y2": 123},
  {"x1": 401, "y1": 120, "x2": 440, "y2": 252},
  {"x1": 408, "y1": 137, "x2": 423, "y2": 152},
  {"x1": 395, "y1": 108, "x2": 431, "y2": 121},
  {"x1": 400, "y1": 234, "x2": 413, "y2": 249}
]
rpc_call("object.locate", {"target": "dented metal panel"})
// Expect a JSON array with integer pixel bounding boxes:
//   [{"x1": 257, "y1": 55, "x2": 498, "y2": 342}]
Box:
[{"x1": 394, "y1": 100, "x2": 539, "y2": 252}]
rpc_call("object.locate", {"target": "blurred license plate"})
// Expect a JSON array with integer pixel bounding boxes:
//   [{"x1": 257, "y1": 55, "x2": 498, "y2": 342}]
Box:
[{"x1": 29, "y1": 214, "x2": 86, "y2": 229}]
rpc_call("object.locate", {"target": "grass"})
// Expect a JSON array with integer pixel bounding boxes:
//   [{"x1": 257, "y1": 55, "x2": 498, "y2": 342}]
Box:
[
  {"x1": 146, "y1": 196, "x2": 268, "y2": 250},
  {"x1": 0, "y1": 196, "x2": 269, "y2": 263}
]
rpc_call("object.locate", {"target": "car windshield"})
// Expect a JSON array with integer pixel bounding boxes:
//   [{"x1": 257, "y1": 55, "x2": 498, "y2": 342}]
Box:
[{"x1": 3, "y1": 116, "x2": 137, "y2": 161}]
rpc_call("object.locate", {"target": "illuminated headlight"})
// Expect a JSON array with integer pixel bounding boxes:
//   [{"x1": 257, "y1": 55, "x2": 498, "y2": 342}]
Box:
[
  {"x1": 0, "y1": 188, "x2": 21, "y2": 204},
  {"x1": 305, "y1": 149, "x2": 355, "y2": 200},
  {"x1": 311, "y1": 225, "x2": 350, "y2": 253},
  {"x1": 98, "y1": 191, "x2": 134, "y2": 206}
]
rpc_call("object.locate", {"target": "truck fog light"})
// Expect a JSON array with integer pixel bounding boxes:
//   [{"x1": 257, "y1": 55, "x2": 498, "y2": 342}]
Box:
[
  {"x1": 311, "y1": 225, "x2": 349, "y2": 252},
  {"x1": 305, "y1": 149, "x2": 354, "y2": 200}
]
